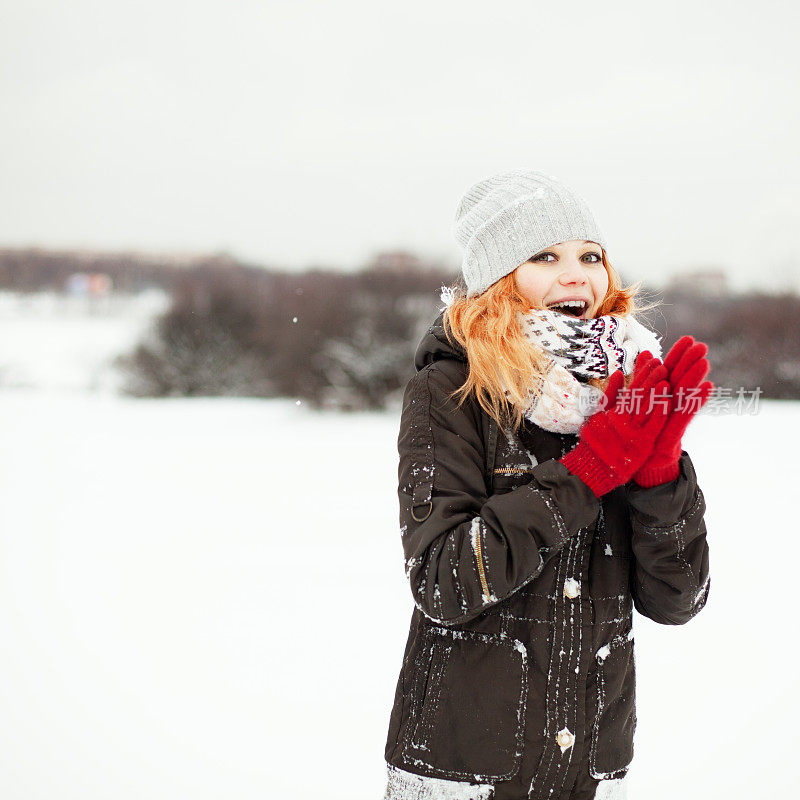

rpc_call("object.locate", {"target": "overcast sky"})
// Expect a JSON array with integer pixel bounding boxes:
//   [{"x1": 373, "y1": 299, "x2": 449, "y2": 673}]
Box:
[{"x1": 2, "y1": 0, "x2": 798, "y2": 291}]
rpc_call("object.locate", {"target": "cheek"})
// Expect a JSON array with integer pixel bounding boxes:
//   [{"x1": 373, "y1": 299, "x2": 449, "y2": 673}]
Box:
[
  {"x1": 592, "y1": 271, "x2": 610, "y2": 299},
  {"x1": 515, "y1": 271, "x2": 548, "y2": 304}
]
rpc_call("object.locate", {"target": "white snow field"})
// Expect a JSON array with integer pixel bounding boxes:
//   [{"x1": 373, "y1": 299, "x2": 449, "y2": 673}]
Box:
[
  {"x1": 0, "y1": 289, "x2": 169, "y2": 393},
  {"x1": 0, "y1": 292, "x2": 796, "y2": 799}
]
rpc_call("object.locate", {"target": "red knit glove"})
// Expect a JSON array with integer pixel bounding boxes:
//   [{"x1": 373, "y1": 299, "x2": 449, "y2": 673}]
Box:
[
  {"x1": 559, "y1": 352, "x2": 671, "y2": 498},
  {"x1": 631, "y1": 336, "x2": 714, "y2": 488}
]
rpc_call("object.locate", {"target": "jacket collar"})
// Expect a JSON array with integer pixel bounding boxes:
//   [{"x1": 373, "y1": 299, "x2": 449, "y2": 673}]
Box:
[{"x1": 413, "y1": 309, "x2": 467, "y2": 371}]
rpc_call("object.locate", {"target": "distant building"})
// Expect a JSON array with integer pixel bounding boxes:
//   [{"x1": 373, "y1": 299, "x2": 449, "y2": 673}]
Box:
[
  {"x1": 664, "y1": 269, "x2": 730, "y2": 297},
  {"x1": 365, "y1": 250, "x2": 425, "y2": 271},
  {"x1": 66, "y1": 271, "x2": 113, "y2": 297}
]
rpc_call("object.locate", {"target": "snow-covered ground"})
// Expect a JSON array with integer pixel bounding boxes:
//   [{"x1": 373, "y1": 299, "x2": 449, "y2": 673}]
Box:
[
  {"x1": 0, "y1": 293, "x2": 796, "y2": 798},
  {"x1": 0, "y1": 289, "x2": 169, "y2": 393}
]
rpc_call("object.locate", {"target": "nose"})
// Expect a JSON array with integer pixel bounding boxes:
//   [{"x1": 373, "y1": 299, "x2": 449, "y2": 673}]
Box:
[{"x1": 558, "y1": 257, "x2": 589, "y2": 286}]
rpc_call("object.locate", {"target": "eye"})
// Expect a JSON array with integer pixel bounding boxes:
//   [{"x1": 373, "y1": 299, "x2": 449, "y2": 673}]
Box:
[{"x1": 529, "y1": 251, "x2": 602, "y2": 263}]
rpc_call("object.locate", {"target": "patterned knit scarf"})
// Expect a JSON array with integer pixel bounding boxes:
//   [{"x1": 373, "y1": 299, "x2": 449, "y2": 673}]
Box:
[{"x1": 512, "y1": 308, "x2": 663, "y2": 434}]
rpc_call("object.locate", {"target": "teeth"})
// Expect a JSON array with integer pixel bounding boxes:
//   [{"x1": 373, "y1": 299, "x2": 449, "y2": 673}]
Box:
[{"x1": 549, "y1": 300, "x2": 587, "y2": 310}]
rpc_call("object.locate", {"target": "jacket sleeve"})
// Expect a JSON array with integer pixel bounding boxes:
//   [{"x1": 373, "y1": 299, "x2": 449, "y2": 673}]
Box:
[
  {"x1": 397, "y1": 364, "x2": 601, "y2": 627},
  {"x1": 624, "y1": 450, "x2": 711, "y2": 625}
]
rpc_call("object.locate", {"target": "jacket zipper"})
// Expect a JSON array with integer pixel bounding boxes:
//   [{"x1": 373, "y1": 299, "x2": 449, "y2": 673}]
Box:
[
  {"x1": 493, "y1": 466, "x2": 535, "y2": 474},
  {"x1": 473, "y1": 531, "x2": 491, "y2": 601}
]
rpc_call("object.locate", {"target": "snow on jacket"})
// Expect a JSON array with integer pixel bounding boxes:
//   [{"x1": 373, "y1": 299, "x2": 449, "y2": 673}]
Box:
[{"x1": 382, "y1": 310, "x2": 711, "y2": 800}]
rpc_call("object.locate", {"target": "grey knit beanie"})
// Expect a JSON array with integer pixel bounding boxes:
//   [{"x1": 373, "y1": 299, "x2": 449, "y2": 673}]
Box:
[{"x1": 453, "y1": 169, "x2": 607, "y2": 298}]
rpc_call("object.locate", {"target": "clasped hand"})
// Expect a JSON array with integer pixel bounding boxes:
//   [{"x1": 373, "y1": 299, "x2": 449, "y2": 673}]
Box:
[{"x1": 559, "y1": 336, "x2": 714, "y2": 497}]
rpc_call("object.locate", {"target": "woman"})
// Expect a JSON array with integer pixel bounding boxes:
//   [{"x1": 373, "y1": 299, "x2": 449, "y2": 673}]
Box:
[{"x1": 382, "y1": 170, "x2": 713, "y2": 800}]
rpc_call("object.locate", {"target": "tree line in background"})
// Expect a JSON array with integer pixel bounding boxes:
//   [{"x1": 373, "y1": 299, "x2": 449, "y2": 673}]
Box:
[
  {"x1": 113, "y1": 258, "x2": 449, "y2": 409},
  {"x1": 0, "y1": 246, "x2": 242, "y2": 293},
  {"x1": 1, "y1": 247, "x2": 798, "y2": 408}
]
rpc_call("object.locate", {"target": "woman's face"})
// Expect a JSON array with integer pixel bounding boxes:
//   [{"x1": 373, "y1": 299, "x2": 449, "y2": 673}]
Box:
[{"x1": 513, "y1": 239, "x2": 609, "y2": 320}]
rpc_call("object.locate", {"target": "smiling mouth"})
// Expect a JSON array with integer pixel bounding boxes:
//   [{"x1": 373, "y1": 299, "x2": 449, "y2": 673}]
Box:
[{"x1": 546, "y1": 300, "x2": 591, "y2": 319}]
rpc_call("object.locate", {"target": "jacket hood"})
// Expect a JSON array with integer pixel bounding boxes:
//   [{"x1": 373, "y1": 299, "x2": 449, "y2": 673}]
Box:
[{"x1": 414, "y1": 309, "x2": 468, "y2": 371}]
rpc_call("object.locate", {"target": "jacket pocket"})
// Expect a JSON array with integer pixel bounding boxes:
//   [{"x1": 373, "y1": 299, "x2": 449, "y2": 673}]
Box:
[
  {"x1": 490, "y1": 466, "x2": 536, "y2": 494},
  {"x1": 400, "y1": 626, "x2": 528, "y2": 781},
  {"x1": 588, "y1": 630, "x2": 637, "y2": 780}
]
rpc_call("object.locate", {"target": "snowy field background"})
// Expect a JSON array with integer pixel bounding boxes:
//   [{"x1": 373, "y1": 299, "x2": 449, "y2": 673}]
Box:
[{"x1": 0, "y1": 292, "x2": 796, "y2": 799}]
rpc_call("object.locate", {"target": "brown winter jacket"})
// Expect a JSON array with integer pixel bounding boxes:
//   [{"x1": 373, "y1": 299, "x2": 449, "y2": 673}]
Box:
[{"x1": 383, "y1": 310, "x2": 711, "y2": 800}]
